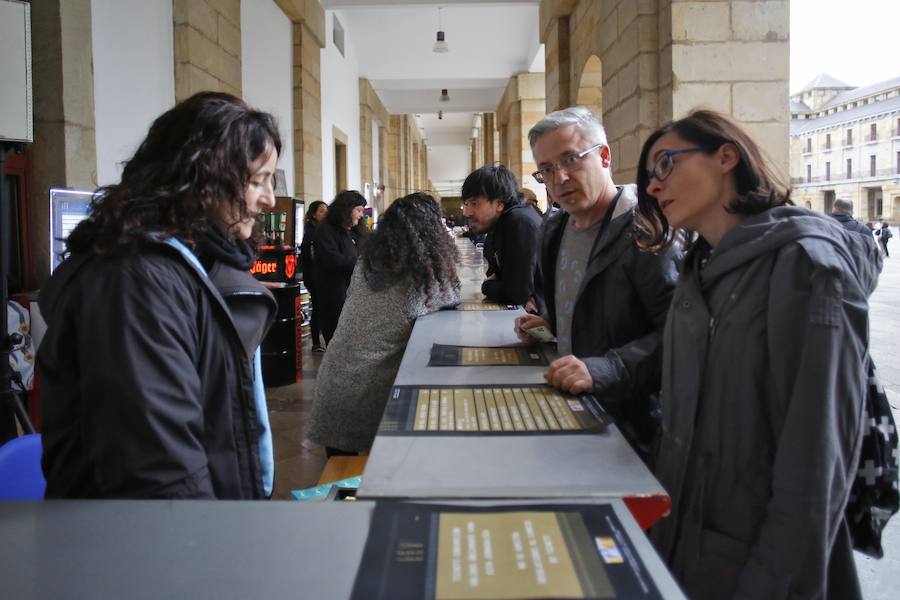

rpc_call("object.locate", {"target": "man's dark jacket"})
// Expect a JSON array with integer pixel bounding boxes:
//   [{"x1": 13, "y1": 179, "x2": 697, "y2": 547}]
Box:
[
  {"x1": 38, "y1": 239, "x2": 276, "y2": 499},
  {"x1": 482, "y1": 202, "x2": 546, "y2": 314},
  {"x1": 541, "y1": 185, "x2": 681, "y2": 445},
  {"x1": 313, "y1": 221, "x2": 359, "y2": 341},
  {"x1": 830, "y1": 211, "x2": 872, "y2": 237}
]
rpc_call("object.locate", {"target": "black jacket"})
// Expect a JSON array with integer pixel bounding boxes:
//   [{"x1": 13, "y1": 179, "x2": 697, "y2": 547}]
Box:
[
  {"x1": 830, "y1": 211, "x2": 871, "y2": 238},
  {"x1": 313, "y1": 221, "x2": 359, "y2": 339},
  {"x1": 299, "y1": 220, "x2": 318, "y2": 285},
  {"x1": 38, "y1": 239, "x2": 276, "y2": 499},
  {"x1": 541, "y1": 186, "x2": 681, "y2": 444},
  {"x1": 482, "y1": 203, "x2": 545, "y2": 314}
]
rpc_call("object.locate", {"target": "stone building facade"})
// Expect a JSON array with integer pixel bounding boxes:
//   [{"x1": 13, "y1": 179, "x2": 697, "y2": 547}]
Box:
[{"x1": 790, "y1": 74, "x2": 900, "y2": 223}]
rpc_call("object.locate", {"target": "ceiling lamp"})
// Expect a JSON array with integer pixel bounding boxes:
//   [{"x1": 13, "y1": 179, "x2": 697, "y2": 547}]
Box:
[
  {"x1": 439, "y1": 89, "x2": 450, "y2": 102},
  {"x1": 438, "y1": 110, "x2": 443, "y2": 120},
  {"x1": 433, "y1": 8, "x2": 448, "y2": 53}
]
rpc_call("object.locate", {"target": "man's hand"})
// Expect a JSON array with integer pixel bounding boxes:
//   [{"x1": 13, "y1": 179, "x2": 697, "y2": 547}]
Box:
[
  {"x1": 523, "y1": 298, "x2": 538, "y2": 313},
  {"x1": 484, "y1": 273, "x2": 497, "y2": 281},
  {"x1": 514, "y1": 314, "x2": 549, "y2": 344},
  {"x1": 544, "y1": 355, "x2": 593, "y2": 395}
]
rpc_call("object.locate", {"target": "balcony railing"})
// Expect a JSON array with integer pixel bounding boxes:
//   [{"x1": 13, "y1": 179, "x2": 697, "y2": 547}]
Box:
[
  {"x1": 842, "y1": 138, "x2": 853, "y2": 147},
  {"x1": 791, "y1": 168, "x2": 900, "y2": 185},
  {"x1": 865, "y1": 134, "x2": 878, "y2": 143}
]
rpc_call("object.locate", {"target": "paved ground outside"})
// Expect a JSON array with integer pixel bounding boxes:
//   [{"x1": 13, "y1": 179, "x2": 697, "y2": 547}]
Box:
[{"x1": 856, "y1": 235, "x2": 899, "y2": 599}]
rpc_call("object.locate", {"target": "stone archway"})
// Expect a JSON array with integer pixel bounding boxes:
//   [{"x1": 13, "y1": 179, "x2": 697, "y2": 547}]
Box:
[{"x1": 576, "y1": 55, "x2": 603, "y2": 121}]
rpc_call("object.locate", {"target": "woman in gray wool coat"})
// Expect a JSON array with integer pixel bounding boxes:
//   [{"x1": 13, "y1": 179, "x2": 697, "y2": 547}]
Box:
[
  {"x1": 635, "y1": 110, "x2": 881, "y2": 600},
  {"x1": 307, "y1": 193, "x2": 460, "y2": 456}
]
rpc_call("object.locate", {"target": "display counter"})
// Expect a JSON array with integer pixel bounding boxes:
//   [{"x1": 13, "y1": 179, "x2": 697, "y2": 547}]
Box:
[
  {"x1": 0, "y1": 499, "x2": 686, "y2": 599},
  {"x1": 359, "y1": 295, "x2": 671, "y2": 529}
]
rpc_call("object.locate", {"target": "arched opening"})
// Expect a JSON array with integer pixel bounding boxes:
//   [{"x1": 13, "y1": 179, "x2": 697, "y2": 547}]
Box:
[{"x1": 576, "y1": 55, "x2": 603, "y2": 121}]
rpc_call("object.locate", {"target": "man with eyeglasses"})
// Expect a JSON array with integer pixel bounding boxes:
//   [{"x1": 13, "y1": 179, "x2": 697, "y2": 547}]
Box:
[
  {"x1": 461, "y1": 164, "x2": 545, "y2": 314},
  {"x1": 514, "y1": 106, "x2": 681, "y2": 460}
]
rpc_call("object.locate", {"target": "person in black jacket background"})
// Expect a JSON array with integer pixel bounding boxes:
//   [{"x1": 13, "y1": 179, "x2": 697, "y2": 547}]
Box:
[
  {"x1": 829, "y1": 198, "x2": 872, "y2": 238},
  {"x1": 461, "y1": 165, "x2": 545, "y2": 313},
  {"x1": 313, "y1": 190, "x2": 367, "y2": 344},
  {"x1": 38, "y1": 92, "x2": 281, "y2": 499},
  {"x1": 300, "y1": 200, "x2": 327, "y2": 352}
]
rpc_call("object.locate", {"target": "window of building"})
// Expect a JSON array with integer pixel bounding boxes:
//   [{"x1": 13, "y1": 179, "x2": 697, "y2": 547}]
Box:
[
  {"x1": 806, "y1": 164, "x2": 811, "y2": 182},
  {"x1": 825, "y1": 133, "x2": 831, "y2": 149},
  {"x1": 333, "y1": 15, "x2": 345, "y2": 57},
  {"x1": 847, "y1": 158, "x2": 852, "y2": 179},
  {"x1": 870, "y1": 155, "x2": 876, "y2": 176},
  {"x1": 870, "y1": 123, "x2": 877, "y2": 141},
  {"x1": 846, "y1": 128, "x2": 853, "y2": 145},
  {"x1": 897, "y1": 151, "x2": 900, "y2": 174},
  {"x1": 825, "y1": 161, "x2": 831, "y2": 181},
  {"x1": 806, "y1": 138, "x2": 812, "y2": 153}
]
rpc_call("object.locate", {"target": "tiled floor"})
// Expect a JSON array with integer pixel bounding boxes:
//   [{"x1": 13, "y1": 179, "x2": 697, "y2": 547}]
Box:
[{"x1": 265, "y1": 342, "x2": 328, "y2": 500}]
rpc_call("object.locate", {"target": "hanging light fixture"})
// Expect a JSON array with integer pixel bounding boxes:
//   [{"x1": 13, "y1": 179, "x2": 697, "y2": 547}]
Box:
[
  {"x1": 438, "y1": 110, "x2": 443, "y2": 120},
  {"x1": 439, "y1": 89, "x2": 450, "y2": 102},
  {"x1": 433, "y1": 8, "x2": 448, "y2": 53}
]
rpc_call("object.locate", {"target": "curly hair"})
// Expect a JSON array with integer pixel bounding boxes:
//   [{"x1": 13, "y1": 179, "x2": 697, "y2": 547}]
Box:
[
  {"x1": 66, "y1": 91, "x2": 282, "y2": 256},
  {"x1": 325, "y1": 190, "x2": 367, "y2": 228},
  {"x1": 635, "y1": 109, "x2": 791, "y2": 253},
  {"x1": 361, "y1": 193, "x2": 460, "y2": 305}
]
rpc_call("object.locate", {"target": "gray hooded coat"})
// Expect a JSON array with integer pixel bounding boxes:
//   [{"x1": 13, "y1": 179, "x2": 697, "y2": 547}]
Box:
[{"x1": 651, "y1": 207, "x2": 881, "y2": 599}]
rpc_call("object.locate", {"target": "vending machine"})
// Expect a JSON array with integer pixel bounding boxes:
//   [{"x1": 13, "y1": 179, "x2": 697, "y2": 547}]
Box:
[{"x1": 251, "y1": 211, "x2": 302, "y2": 386}]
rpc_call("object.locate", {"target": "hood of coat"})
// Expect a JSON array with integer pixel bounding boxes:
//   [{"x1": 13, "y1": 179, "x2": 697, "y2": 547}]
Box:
[{"x1": 698, "y1": 206, "x2": 882, "y2": 296}]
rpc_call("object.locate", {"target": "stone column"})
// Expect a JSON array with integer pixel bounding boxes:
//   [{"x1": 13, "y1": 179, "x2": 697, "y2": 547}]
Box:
[
  {"x1": 173, "y1": 0, "x2": 242, "y2": 100},
  {"x1": 386, "y1": 115, "x2": 402, "y2": 207},
  {"x1": 539, "y1": 0, "x2": 789, "y2": 183},
  {"x1": 275, "y1": 0, "x2": 325, "y2": 201},
  {"x1": 358, "y1": 78, "x2": 389, "y2": 191},
  {"x1": 482, "y1": 112, "x2": 496, "y2": 165},
  {"x1": 28, "y1": 0, "x2": 97, "y2": 285},
  {"x1": 665, "y1": 0, "x2": 790, "y2": 176},
  {"x1": 496, "y1": 73, "x2": 546, "y2": 190}
]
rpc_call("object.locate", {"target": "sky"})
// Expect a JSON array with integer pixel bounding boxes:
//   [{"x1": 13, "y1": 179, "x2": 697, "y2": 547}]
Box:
[{"x1": 790, "y1": 0, "x2": 899, "y2": 93}]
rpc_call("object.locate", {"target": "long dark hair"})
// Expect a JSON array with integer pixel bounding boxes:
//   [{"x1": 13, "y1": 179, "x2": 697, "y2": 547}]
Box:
[
  {"x1": 305, "y1": 200, "x2": 327, "y2": 225},
  {"x1": 325, "y1": 190, "x2": 367, "y2": 228},
  {"x1": 361, "y1": 193, "x2": 460, "y2": 304},
  {"x1": 66, "y1": 92, "x2": 282, "y2": 256},
  {"x1": 635, "y1": 109, "x2": 791, "y2": 252}
]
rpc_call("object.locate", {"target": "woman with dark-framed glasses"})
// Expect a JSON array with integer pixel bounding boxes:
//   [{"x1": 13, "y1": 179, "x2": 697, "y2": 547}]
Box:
[{"x1": 635, "y1": 110, "x2": 880, "y2": 599}]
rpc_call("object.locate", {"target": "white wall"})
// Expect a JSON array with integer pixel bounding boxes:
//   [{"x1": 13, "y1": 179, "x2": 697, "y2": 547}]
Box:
[
  {"x1": 91, "y1": 0, "x2": 174, "y2": 185},
  {"x1": 320, "y1": 10, "x2": 361, "y2": 203},
  {"x1": 241, "y1": 0, "x2": 294, "y2": 195},
  {"x1": 428, "y1": 145, "x2": 471, "y2": 197}
]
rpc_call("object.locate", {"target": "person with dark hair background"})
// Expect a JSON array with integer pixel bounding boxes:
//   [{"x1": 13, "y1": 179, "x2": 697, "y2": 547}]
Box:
[
  {"x1": 313, "y1": 190, "x2": 367, "y2": 345},
  {"x1": 300, "y1": 200, "x2": 327, "y2": 353},
  {"x1": 307, "y1": 193, "x2": 460, "y2": 456},
  {"x1": 38, "y1": 92, "x2": 282, "y2": 499},
  {"x1": 461, "y1": 164, "x2": 544, "y2": 313},
  {"x1": 635, "y1": 109, "x2": 881, "y2": 599}
]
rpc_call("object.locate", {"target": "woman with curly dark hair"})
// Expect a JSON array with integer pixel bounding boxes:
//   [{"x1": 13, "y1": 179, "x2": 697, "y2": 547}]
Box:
[
  {"x1": 635, "y1": 110, "x2": 880, "y2": 599},
  {"x1": 307, "y1": 193, "x2": 460, "y2": 456},
  {"x1": 299, "y1": 200, "x2": 327, "y2": 352},
  {"x1": 313, "y1": 190, "x2": 367, "y2": 344},
  {"x1": 38, "y1": 91, "x2": 282, "y2": 499}
]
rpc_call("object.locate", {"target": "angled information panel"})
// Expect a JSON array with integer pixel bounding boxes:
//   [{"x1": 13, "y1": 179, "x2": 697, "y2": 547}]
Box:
[
  {"x1": 351, "y1": 502, "x2": 668, "y2": 600},
  {"x1": 429, "y1": 344, "x2": 549, "y2": 367},
  {"x1": 378, "y1": 384, "x2": 612, "y2": 436}
]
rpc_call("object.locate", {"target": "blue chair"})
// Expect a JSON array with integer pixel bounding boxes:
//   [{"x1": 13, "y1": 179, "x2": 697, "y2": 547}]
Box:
[{"x1": 0, "y1": 433, "x2": 46, "y2": 499}]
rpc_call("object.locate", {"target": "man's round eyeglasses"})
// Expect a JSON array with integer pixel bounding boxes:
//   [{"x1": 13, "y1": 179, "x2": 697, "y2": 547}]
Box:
[
  {"x1": 645, "y1": 146, "x2": 717, "y2": 183},
  {"x1": 532, "y1": 143, "x2": 604, "y2": 184}
]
